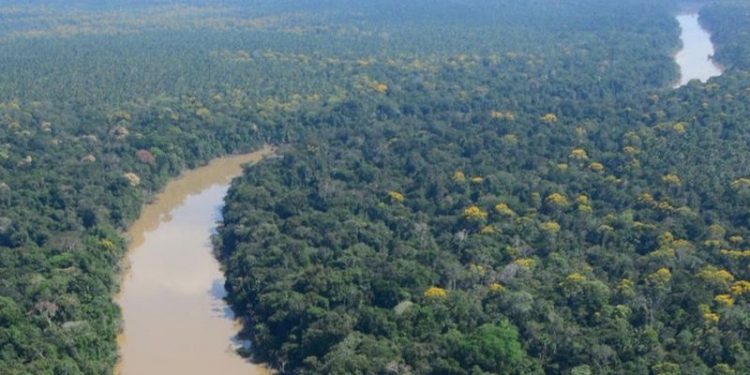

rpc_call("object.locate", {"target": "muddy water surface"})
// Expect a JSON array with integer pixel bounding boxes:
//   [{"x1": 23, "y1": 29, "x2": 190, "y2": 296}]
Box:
[{"x1": 117, "y1": 147, "x2": 272, "y2": 375}]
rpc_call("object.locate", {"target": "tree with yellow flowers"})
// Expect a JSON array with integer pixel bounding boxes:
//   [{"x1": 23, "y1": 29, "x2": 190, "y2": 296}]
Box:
[
  {"x1": 697, "y1": 266, "x2": 735, "y2": 289},
  {"x1": 616, "y1": 278, "x2": 636, "y2": 299},
  {"x1": 714, "y1": 294, "x2": 734, "y2": 307},
  {"x1": 545, "y1": 193, "x2": 569, "y2": 208},
  {"x1": 672, "y1": 122, "x2": 686, "y2": 134},
  {"x1": 731, "y1": 280, "x2": 750, "y2": 296},
  {"x1": 731, "y1": 178, "x2": 750, "y2": 193},
  {"x1": 424, "y1": 286, "x2": 448, "y2": 298},
  {"x1": 489, "y1": 283, "x2": 505, "y2": 293},
  {"x1": 541, "y1": 113, "x2": 558, "y2": 123},
  {"x1": 662, "y1": 173, "x2": 681, "y2": 186},
  {"x1": 479, "y1": 225, "x2": 496, "y2": 235},
  {"x1": 623, "y1": 146, "x2": 638, "y2": 155},
  {"x1": 560, "y1": 272, "x2": 587, "y2": 294},
  {"x1": 452, "y1": 170, "x2": 466, "y2": 183},
  {"x1": 700, "y1": 304, "x2": 720, "y2": 326},
  {"x1": 569, "y1": 148, "x2": 588, "y2": 160},
  {"x1": 646, "y1": 268, "x2": 672, "y2": 286},
  {"x1": 501, "y1": 134, "x2": 518, "y2": 144},
  {"x1": 540, "y1": 221, "x2": 561, "y2": 234},
  {"x1": 494, "y1": 202, "x2": 516, "y2": 216},
  {"x1": 463, "y1": 205, "x2": 488, "y2": 221},
  {"x1": 370, "y1": 82, "x2": 388, "y2": 94},
  {"x1": 388, "y1": 191, "x2": 405, "y2": 203}
]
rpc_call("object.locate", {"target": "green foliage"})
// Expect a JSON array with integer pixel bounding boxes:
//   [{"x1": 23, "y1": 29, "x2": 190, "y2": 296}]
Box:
[
  {"x1": 455, "y1": 322, "x2": 525, "y2": 372},
  {"x1": 5, "y1": 0, "x2": 750, "y2": 374}
]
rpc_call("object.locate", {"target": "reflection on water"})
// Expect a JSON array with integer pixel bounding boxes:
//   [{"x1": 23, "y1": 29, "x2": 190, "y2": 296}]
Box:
[
  {"x1": 674, "y1": 12, "x2": 723, "y2": 87},
  {"x1": 117, "y1": 147, "x2": 272, "y2": 375}
]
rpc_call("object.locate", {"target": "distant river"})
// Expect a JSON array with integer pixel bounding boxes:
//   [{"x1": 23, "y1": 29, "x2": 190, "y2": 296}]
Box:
[
  {"x1": 674, "y1": 12, "x2": 722, "y2": 87},
  {"x1": 117, "y1": 147, "x2": 272, "y2": 375}
]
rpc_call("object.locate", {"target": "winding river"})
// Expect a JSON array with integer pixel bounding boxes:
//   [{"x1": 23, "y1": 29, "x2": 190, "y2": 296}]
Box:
[
  {"x1": 114, "y1": 8, "x2": 721, "y2": 375},
  {"x1": 117, "y1": 147, "x2": 272, "y2": 375},
  {"x1": 674, "y1": 11, "x2": 723, "y2": 86}
]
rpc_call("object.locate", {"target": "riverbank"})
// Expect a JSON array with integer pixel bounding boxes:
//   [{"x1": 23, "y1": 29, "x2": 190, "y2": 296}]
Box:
[{"x1": 116, "y1": 146, "x2": 273, "y2": 375}]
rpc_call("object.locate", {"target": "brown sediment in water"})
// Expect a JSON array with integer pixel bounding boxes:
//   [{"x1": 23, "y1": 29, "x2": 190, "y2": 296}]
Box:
[{"x1": 116, "y1": 146, "x2": 273, "y2": 375}]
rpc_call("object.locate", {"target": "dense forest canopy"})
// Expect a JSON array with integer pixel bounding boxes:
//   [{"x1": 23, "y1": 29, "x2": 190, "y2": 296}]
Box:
[{"x1": 2, "y1": 0, "x2": 750, "y2": 374}]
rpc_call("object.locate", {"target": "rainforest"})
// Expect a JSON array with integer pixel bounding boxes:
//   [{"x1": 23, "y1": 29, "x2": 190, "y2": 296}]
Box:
[{"x1": 2, "y1": 0, "x2": 750, "y2": 374}]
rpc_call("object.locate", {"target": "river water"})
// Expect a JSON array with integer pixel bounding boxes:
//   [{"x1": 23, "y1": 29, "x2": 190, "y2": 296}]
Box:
[
  {"x1": 114, "y1": 10, "x2": 720, "y2": 375},
  {"x1": 117, "y1": 147, "x2": 272, "y2": 375},
  {"x1": 674, "y1": 12, "x2": 723, "y2": 86}
]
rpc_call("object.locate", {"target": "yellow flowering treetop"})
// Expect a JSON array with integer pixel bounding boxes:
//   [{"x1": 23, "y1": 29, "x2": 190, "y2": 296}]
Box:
[
  {"x1": 489, "y1": 283, "x2": 505, "y2": 293},
  {"x1": 370, "y1": 82, "x2": 388, "y2": 94},
  {"x1": 623, "y1": 146, "x2": 638, "y2": 155},
  {"x1": 452, "y1": 170, "x2": 466, "y2": 183},
  {"x1": 714, "y1": 294, "x2": 734, "y2": 307},
  {"x1": 646, "y1": 268, "x2": 672, "y2": 286},
  {"x1": 632, "y1": 221, "x2": 656, "y2": 231},
  {"x1": 672, "y1": 239, "x2": 694, "y2": 251},
  {"x1": 123, "y1": 172, "x2": 141, "y2": 186},
  {"x1": 730, "y1": 235, "x2": 744, "y2": 244},
  {"x1": 540, "y1": 221, "x2": 561, "y2": 233},
  {"x1": 713, "y1": 364, "x2": 734, "y2": 374},
  {"x1": 569, "y1": 148, "x2": 588, "y2": 160},
  {"x1": 731, "y1": 178, "x2": 750, "y2": 191},
  {"x1": 494, "y1": 202, "x2": 516, "y2": 216},
  {"x1": 196, "y1": 107, "x2": 211, "y2": 119},
  {"x1": 662, "y1": 173, "x2": 681, "y2": 186},
  {"x1": 513, "y1": 258, "x2": 535, "y2": 269},
  {"x1": 590, "y1": 162, "x2": 604, "y2": 172},
  {"x1": 720, "y1": 249, "x2": 750, "y2": 258},
  {"x1": 576, "y1": 195, "x2": 592, "y2": 213},
  {"x1": 546, "y1": 193, "x2": 569, "y2": 207},
  {"x1": 639, "y1": 192, "x2": 655, "y2": 204},
  {"x1": 598, "y1": 224, "x2": 614, "y2": 233},
  {"x1": 463, "y1": 205, "x2": 488, "y2": 221},
  {"x1": 703, "y1": 311, "x2": 720, "y2": 325},
  {"x1": 658, "y1": 231, "x2": 674, "y2": 246},
  {"x1": 491, "y1": 111, "x2": 516, "y2": 121},
  {"x1": 541, "y1": 113, "x2": 558, "y2": 123},
  {"x1": 565, "y1": 272, "x2": 587, "y2": 283},
  {"x1": 501, "y1": 134, "x2": 518, "y2": 144},
  {"x1": 99, "y1": 239, "x2": 116, "y2": 251},
  {"x1": 657, "y1": 200, "x2": 674, "y2": 212},
  {"x1": 697, "y1": 266, "x2": 735, "y2": 288},
  {"x1": 730, "y1": 280, "x2": 750, "y2": 296},
  {"x1": 388, "y1": 191, "x2": 405, "y2": 203},
  {"x1": 424, "y1": 286, "x2": 448, "y2": 298},
  {"x1": 698, "y1": 303, "x2": 719, "y2": 325},
  {"x1": 470, "y1": 176, "x2": 484, "y2": 184},
  {"x1": 673, "y1": 122, "x2": 687, "y2": 134},
  {"x1": 469, "y1": 264, "x2": 486, "y2": 274},
  {"x1": 479, "y1": 225, "x2": 496, "y2": 235},
  {"x1": 560, "y1": 272, "x2": 587, "y2": 294},
  {"x1": 617, "y1": 278, "x2": 636, "y2": 298}
]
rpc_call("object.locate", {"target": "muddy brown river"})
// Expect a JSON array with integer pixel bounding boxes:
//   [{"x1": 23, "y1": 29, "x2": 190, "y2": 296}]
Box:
[{"x1": 117, "y1": 147, "x2": 272, "y2": 375}]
